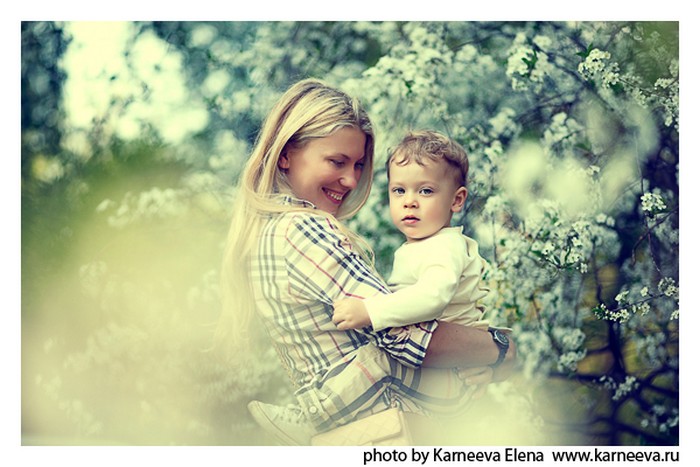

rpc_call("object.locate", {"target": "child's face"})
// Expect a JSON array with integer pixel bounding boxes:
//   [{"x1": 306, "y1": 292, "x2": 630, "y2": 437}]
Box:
[
  {"x1": 388, "y1": 158, "x2": 467, "y2": 243},
  {"x1": 279, "y1": 126, "x2": 366, "y2": 216}
]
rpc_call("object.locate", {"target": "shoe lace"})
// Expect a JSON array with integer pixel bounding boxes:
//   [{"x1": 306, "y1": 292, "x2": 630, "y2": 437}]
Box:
[{"x1": 276, "y1": 405, "x2": 309, "y2": 427}]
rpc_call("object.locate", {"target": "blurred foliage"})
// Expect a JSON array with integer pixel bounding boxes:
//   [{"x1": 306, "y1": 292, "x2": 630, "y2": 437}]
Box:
[
  {"x1": 21, "y1": 22, "x2": 68, "y2": 180},
  {"x1": 21, "y1": 21, "x2": 678, "y2": 446}
]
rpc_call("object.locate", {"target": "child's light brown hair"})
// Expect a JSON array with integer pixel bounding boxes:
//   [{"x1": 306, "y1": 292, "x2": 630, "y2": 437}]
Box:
[{"x1": 387, "y1": 130, "x2": 469, "y2": 188}]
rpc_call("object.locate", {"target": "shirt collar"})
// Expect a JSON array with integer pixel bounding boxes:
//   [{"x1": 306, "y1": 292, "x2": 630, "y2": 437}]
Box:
[
  {"x1": 441, "y1": 225, "x2": 464, "y2": 235},
  {"x1": 278, "y1": 194, "x2": 317, "y2": 210}
]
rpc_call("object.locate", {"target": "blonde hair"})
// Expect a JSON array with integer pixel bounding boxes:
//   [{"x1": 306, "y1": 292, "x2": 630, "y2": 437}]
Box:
[
  {"x1": 217, "y1": 79, "x2": 375, "y2": 354},
  {"x1": 387, "y1": 130, "x2": 469, "y2": 188}
]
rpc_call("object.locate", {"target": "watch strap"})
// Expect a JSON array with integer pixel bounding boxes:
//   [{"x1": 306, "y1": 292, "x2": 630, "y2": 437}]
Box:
[{"x1": 488, "y1": 327, "x2": 509, "y2": 369}]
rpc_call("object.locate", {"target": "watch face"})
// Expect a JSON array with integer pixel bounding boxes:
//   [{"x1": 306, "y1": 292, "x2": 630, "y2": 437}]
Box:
[{"x1": 493, "y1": 330, "x2": 509, "y2": 346}]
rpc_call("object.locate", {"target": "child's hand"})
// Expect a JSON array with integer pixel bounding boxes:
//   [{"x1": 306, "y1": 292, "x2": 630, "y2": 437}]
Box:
[{"x1": 332, "y1": 298, "x2": 371, "y2": 330}]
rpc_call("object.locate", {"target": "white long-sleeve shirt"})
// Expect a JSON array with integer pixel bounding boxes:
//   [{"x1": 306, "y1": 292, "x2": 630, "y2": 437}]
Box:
[{"x1": 363, "y1": 227, "x2": 491, "y2": 331}]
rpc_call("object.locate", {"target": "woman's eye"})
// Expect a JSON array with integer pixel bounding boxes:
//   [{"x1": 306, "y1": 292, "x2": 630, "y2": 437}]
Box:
[
  {"x1": 330, "y1": 159, "x2": 344, "y2": 167},
  {"x1": 355, "y1": 162, "x2": 365, "y2": 171}
]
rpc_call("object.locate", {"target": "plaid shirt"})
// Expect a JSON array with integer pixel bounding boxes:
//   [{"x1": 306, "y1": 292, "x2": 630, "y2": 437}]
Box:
[{"x1": 250, "y1": 197, "x2": 472, "y2": 430}]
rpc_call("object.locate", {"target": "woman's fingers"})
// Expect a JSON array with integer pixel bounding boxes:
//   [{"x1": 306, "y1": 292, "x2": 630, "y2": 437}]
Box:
[
  {"x1": 456, "y1": 367, "x2": 486, "y2": 378},
  {"x1": 456, "y1": 366, "x2": 494, "y2": 386},
  {"x1": 471, "y1": 384, "x2": 488, "y2": 400},
  {"x1": 455, "y1": 367, "x2": 494, "y2": 400}
]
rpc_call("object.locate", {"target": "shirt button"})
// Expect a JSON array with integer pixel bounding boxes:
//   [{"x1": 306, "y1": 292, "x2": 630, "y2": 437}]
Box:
[{"x1": 308, "y1": 406, "x2": 318, "y2": 414}]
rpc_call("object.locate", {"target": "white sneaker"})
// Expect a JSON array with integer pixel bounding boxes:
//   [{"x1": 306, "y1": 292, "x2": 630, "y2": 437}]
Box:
[{"x1": 247, "y1": 400, "x2": 317, "y2": 446}]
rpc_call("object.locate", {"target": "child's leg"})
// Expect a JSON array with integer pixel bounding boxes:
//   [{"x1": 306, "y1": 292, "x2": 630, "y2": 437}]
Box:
[{"x1": 295, "y1": 344, "x2": 474, "y2": 432}]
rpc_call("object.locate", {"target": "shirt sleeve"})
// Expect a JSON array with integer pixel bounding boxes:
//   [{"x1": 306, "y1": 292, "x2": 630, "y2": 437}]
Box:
[
  {"x1": 363, "y1": 233, "x2": 465, "y2": 331},
  {"x1": 283, "y1": 212, "x2": 389, "y2": 304},
  {"x1": 283, "y1": 212, "x2": 437, "y2": 368}
]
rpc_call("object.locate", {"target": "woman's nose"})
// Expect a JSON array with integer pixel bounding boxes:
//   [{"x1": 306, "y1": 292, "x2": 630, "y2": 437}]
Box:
[{"x1": 339, "y1": 169, "x2": 359, "y2": 190}]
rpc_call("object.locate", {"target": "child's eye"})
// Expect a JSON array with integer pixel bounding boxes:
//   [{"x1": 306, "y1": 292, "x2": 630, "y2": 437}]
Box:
[
  {"x1": 391, "y1": 187, "x2": 405, "y2": 195},
  {"x1": 419, "y1": 188, "x2": 434, "y2": 195}
]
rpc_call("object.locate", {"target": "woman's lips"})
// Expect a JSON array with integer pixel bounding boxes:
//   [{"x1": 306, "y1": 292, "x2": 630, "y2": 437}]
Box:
[{"x1": 323, "y1": 188, "x2": 345, "y2": 205}]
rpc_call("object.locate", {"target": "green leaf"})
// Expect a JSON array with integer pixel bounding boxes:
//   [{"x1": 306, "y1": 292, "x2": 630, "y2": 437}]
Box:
[{"x1": 576, "y1": 43, "x2": 595, "y2": 59}]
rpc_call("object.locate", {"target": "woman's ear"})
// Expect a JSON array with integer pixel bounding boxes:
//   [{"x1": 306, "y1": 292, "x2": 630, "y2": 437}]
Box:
[
  {"x1": 278, "y1": 152, "x2": 291, "y2": 170},
  {"x1": 451, "y1": 186, "x2": 468, "y2": 213}
]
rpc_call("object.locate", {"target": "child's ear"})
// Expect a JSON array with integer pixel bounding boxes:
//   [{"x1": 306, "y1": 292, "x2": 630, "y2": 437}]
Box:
[{"x1": 451, "y1": 186, "x2": 468, "y2": 213}]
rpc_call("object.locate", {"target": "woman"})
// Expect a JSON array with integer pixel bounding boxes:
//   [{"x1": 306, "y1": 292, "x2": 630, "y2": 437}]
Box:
[{"x1": 218, "y1": 78, "x2": 516, "y2": 445}]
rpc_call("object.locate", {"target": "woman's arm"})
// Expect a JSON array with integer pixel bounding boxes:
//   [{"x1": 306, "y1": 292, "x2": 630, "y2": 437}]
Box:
[
  {"x1": 423, "y1": 321, "x2": 517, "y2": 381},
  {"x1": 284, "y1": 212, "x2": 391, "y2": 306}
]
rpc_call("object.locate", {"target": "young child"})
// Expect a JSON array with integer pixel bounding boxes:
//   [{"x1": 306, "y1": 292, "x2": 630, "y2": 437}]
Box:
[{"x1": 331, "y1": 130, "x2": 492, "y2": 333}]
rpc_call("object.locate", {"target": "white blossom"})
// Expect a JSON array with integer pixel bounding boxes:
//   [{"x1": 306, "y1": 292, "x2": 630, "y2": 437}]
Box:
[
  {"x1": 578, "y1": 48, "x2": 619, "y2": 87},
  {"x1": 558, "y1": 350, "x2": 586, "y2": 373},
  {"x1": 657, "y1": 277, "x2": 679, "y2": 300},
  {"x1": 641, "y1": 192, "x2": 666, "y2": 215}
]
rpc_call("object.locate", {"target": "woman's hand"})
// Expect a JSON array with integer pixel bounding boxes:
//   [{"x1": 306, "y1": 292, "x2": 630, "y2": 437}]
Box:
[
  {"x1": 455, "y1": 366, "x2": 493, "y2": 399},
  {"x1": 332, "y1": 298, "x2": 371, "y2": 330}
]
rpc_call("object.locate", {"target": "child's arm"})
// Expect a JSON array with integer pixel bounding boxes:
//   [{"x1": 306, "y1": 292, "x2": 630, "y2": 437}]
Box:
[
  {"x1": 332, "y1": 297, "x2": 371, "y2": 330},
  {"x1": 363, "y1": 265, "x2": 457, "y2": 330},
  {"x1": 362, "y1": 232, "x2": 474, "y2": 331}
]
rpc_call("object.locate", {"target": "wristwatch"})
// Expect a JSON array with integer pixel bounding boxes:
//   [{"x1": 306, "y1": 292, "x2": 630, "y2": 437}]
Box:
[{"x1": 487, "y1": 327, "x2": 510, "y2": 369}]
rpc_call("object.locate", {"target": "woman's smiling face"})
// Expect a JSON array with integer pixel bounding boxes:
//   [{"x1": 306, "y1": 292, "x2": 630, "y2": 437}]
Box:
[{"x1": 279, "y1": 126, "x2": 367, "y2": 215}]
